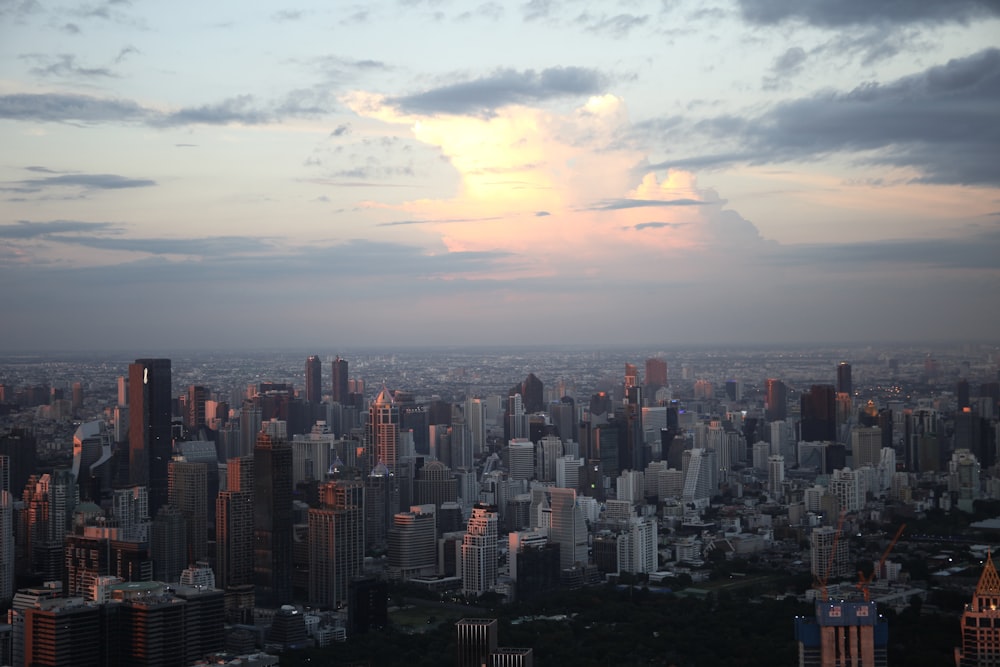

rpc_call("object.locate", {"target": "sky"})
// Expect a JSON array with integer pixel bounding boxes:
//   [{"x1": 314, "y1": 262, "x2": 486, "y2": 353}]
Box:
[{"x1": 1, "y1": 0, "x2": 999, "y2": 351}]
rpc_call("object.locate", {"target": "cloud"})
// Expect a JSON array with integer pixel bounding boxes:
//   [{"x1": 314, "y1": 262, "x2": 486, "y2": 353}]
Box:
[
  {"x1": 0, "y1": 92, "x2": 148, "y2": 123},
  {"x1": 271, "y1": 9, "x2": 303, "y2": 21},
  {"x1": 0, "y1": 219, "x2": 122, "y2": 239},
  {"x1": 627, "y1": 221, "x2": 688, "y2": 231},
  {"x1": 587, "y1": 197, "x2": 708, "y2": 211},
  {"x1": 578, "y1": 12, "x2": 649, "y2": 37},
  {"x1": 522, "y1": 0, "x2": 554, "y2": 21},
  {"x1": 657, "y1": 49, "x2": 1000, "y2": 186},
  {"x1": 5, "y1": 172, "x2": 156, "y2": 192},
  {"x1": 377, "y1": 216, "x2": 504, "y2": 227},
  {"x1": 535, "y1": 211, "x2": 550, "y2": 217},
  {"x1": 737, "y1": 0, "x2": 1000, "y2": 26},
  {"x1": 20, "y1": 53, "x2": 115, "y2": 78},
  {"x1": 62, "y1": 22, "x2": 81, "y2": 33},
  {"x1": 387, "y1": 66, "x2": 607, "y2": 115},
  {"x1": 330, "y1": 123, "x2": 351, "y2": 137},
  {"x1": 114, "y1": 45, "x2": 139, "y2": 63},
  {"x1": 156, "y1": 95, "x2": 271, "y2": 126}
]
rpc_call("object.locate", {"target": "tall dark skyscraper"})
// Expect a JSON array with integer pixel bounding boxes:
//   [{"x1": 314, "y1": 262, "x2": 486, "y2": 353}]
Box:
[
  {"x1": 306, "y1": 355, "x2": 321, "y2": 404},
  {"x1": 765, "y1": 379, "x2": 787, "y2": 422},
  {"x1": 837, "y1": 362, "x2": 852, "y2": 396},
  {"x1": 645, "y1": 357, "x2": 667, "y2": 390},
  {"x1": 254, "y1": 433, "x2": 293, "y2": 607},
  {"x1": 332, "y1": 356, "x2": 349, "y2": 404},
  {"x1": 800, "y1": 384, "x2": 837, "y2": 442},
  {"x1": 128, "y1": 358, "x2": 172, "y2": 518},
  {"x1": 521, "y1": 373, "x2": 543, "y2": 414}
]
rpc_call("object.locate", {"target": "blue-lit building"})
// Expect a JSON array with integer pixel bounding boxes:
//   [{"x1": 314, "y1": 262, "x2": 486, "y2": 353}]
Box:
[{"x1": 794, "y1": 600, "x2": 888, "y2": 667}]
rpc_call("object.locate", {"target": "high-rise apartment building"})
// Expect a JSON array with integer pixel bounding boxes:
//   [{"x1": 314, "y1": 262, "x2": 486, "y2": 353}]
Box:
[
  {"x1": 216, "y1": 456, "x2": 253, "y2": 608},
  {"x1": 128, "y1": 358, "x2": 172, "y2": 518},
  {"x1": 168, "y1": 460, "x2": 208, "y2": 562},
  {"x1": 186, "y1": 384, "x2": 208, "y2": 431}
]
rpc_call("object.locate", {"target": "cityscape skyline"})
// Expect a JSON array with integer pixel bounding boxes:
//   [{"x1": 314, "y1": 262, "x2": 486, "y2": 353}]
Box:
[{"x1": 2, "y1": 2, "x2": 999, "y2": 350}]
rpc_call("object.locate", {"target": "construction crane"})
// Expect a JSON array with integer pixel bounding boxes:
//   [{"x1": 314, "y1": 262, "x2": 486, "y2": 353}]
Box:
[
  {"x1": 856, "y1": 524, "x2": 906, "y2": 602},
  {"x1": 815, "y1": 510, "x2": 847, "y2": 601}
]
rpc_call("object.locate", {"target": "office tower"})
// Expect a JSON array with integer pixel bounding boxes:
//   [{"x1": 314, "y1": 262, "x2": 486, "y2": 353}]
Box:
[
  {"x1": 852, "y1": 426, "x2": 883, "y2": 468},
  {"x1": 304, "y1": 355, "x2": 322, "y2": 404},
  {"x1": 239, "y1": 403, "x2": 262, "y2": 457},
  {"x1": 71, "y1": 381, "x2": 83, "y2": 413},
  {"x1": 837, "y1": 362, "x2": 853, "y2": 396},
  {"x1": 520, "y1": 373, "x2": 544, "y2": 414},
  {"x1": 117, "y1": 375, "x2": 128, "y2": 407},
  {"x1": 547, "y1": 487, "x2": 588, "y2": 570},
  {"x1": 348, "y1": 576, "x2": 388, "y2": 635},
  {"x1": 556, "y1": 455, "x2": 583, "y2": 490},
  {"x1": 0, "y1": 429, "x2": 37, "y2": 501},
  {"x1": 949, "y1": 450, "x2": 981, "y2": 512},
  {"x1": 801, "y1": 384, "x2": 837, "y2": 442},
  {"x1": 624, "y1": 363, "x2": 638, "y2": 392},
  {"x1": 414, "y1": 461, "x2": 458, "y2": 509},
  {"x1": 490, "y1": 647, "x2": 534, "y2": 667},
  {"x1": 172, "y1": 584, "x2": 226, "y2": 663},
  {"x1": 254, "y1": 433, "x2": 293, "y2": 607},
  {"x1": 365, "y1": 466, "x2": 394, "y2": 552},
  {"x1": 17, "y1": 598, "x2": 109, "y2": 667},
  {"x1": 956, "y1": 553, "x2": 1000, "y2": 666},
  {"x1": 462, "y1": 504, "x2": 499, "y2": 596},
  {"x1": 71, "y1": 421, "x2": 113, "y2": 503},
  {"x1": 331, "y1": 356, "x2": 349, "y2": 404},
  {"x1": 810, "y1": 525, "x2": 850, "y2": 580},
  {"x1": 795, "y1": 600, "x2": 887, "y2": 667},
  {"x1": 129, "y1": 358, "x2": 172, "y2": 518},
  {"x1": 768, "y1": 454, "x2": 785, "y2": 497},
  {"x1": 168, "y1": 460, "x2": 208, "y2": 562},
  {"x1": 388, "y1": 506, "x2": 437, "y2": 580},
  {"x1": 23, "y1": 472, "x2": 75, "y2": 582},
  {"x1": 465, "y1": 398, "x2": 486, "y2": 456},
  {"x1": 508, "y1": 439, "x2": 534, "y2": 481},
  {"x1": 457, "y1": 618, "x2": 499, "y2": 667},
  {"x1": 216, "y1": 455, "x2": 254, "y2": 620},
  {"x1": 765, "y1": 379, "x2": 788, "y2": 422},
  {"x1": 151, "y1": 504, "x2": 186, "y2": 582},
  {"x1": 0, "y1": 488, "x2": 11, "y2": 604},
  {"x1": 645, "y1": 357, "x2": 667, "y2": 391},
  {"x1": 186, "y1": 385, "x2": 208, "y2": 431},
  {"x1": 308, "y1": 480, "x2": 364, "y2": 609},
  {"x1": 682, "y1": 448, "x2": 717, "y2": 506},
  {"x1": 957, "y1": 378, "x2": 971, "y2": 410},
  {"x1": 625, "y1": 385, "x2": 645, "y2": 472},
  {"x1": 536, "y1": 435, "x2": 562, "y2": 482},
  {"x1": 368, "y1": 386, "x2": 400, "y2": 474}
]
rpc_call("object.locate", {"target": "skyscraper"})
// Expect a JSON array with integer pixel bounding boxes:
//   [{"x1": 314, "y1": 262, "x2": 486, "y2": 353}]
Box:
[
  {"x1": 306, "y1": 355, "x2": 322, "y2": 404},
  {"x1": 456, "y1": 618, "x2": 498, "y2": 667},
  {"x1": 462, "y1": 504, "x2": 499, "y2": 596},
  {"x1": 957, "y1": 552, "x2": 1000, "y2": 666},
  {"x1": 254, "y1": 433, "x2": 293, "y2": 607},
  {"x1": 801, "y1": 384, "x2": 837, "y2": 442},
  {"x1": 332, "y1": 356, "x2": 349, "y2": 404},
  {"x1": 645, "y1": 357, "x2": 667, "y2": 391},
  {"x1": 368, "y1": 386, "x2": 400, "y2": 474},
  {"x1": 186, "y1": 384, "x2": 208, "y2": 431},
  {"x1": 129, "y1": 358, "x2": 172, "y2": 518},
  {"x1": 308, "y1": 480, "x2": 364, "y2": 609},
  {"x1": 547, "y1": 487, "x2": 588, "y2": 570},
  {"x1": 216, "y1": 456, "x2": 254, "y2": 613},
  {"x1": 837, "y1": 362, "x2": 853, "y2": 396},
  {"x1": 169, "y1": 460, "x2": 208, "y2": 562},
  {"x1": 765, "y1": 379, "x2": 787, "y2": 422},
  {"x1": 521, "y1": 373, "x2": 544, "y2": 414}
]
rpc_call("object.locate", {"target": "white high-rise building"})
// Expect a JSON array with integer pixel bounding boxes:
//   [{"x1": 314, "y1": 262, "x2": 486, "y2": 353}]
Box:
[
  {"x1": 462, "y1": 504, "x2": 499, "y2": 596},
  {"x1": 752, "y1": 441, "x2": 771, "y2": 471},
  {"x1": 829, "y1": 468, "x2": 864, "y2": 512},
  {"x1": 555, "y1": 455, "x2": 583, "y2": 489},
  {"x1": 811, "y1": 525, "x2": 850, "y2": 579},
  {"x1": 508, "y1": 439, "x2": 534, "y2": 481},
  {"x1": 291, "y1": 422, "x2": 336, "y2": 486},
  {"x1": 616, "y1": 470, "x2": 644, "y2": 504},
  {"x1": 617, "y1": 516, "x2": 658, "y2": 575},
  {"x1": 768, "y1": 454, "x2": 785, "y2": 498},
  {"x1": 658, "y1": 468, "x2": 685, "y2": 499},
  {"x1": 878, "y1": 447, "x2": 896, "y2": 492},
  {"x1": 465, "y1": 398, "x2": 486, "y2": 456}
]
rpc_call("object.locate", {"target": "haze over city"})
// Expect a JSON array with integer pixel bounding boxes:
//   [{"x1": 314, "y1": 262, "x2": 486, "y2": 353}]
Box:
[{"x1": 2, "y1": 0, "x2": 999, "y2": 351}]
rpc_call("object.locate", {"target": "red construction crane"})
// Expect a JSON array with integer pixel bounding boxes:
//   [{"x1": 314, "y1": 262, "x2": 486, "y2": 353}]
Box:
[{"x1": 856, "y1": 523, "x2": 906, "y2": 602}]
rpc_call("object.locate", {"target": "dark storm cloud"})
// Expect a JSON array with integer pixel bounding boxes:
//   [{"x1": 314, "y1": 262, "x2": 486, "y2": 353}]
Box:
[
  {"x1": 655, "y1": 49, "x2": 1000, "y2": 185},
  {"x1": 388, "y1": 66, "x2": 606, "y2": 115},
  {"x1": 0, "y1": 92, "x2": 147, "y2": 122},
  {"x1": 737, "y1": 0, "x2": 1000, "y2": 26},
  {"x1": 156, "y1": 95, "x2": 271, "y2": 126},
  {"x1": 6, "y1": 172, "x2": 155, "y2": 192},
  {"x1": 587, "y1": 197, "x2": 708, "y2": 211},
  {"x1": 0, "y1": 219, "x2": 122, "y2": 238}
]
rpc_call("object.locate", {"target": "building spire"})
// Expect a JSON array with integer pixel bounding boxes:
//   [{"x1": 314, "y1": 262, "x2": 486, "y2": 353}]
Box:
[{"x1": 978, "y1": 550, "x2": 1000, "y2": 597}]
